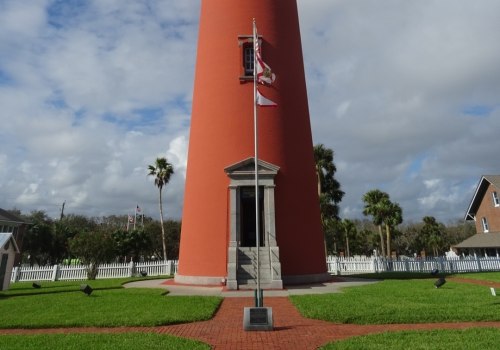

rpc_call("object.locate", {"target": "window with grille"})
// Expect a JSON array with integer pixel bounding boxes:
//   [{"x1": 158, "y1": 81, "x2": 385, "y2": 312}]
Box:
[
  {"x1": 243, "y1": 45, "x2": 254, "y2": 76},
  {"x1": 493, "y1": 191, "x2": 500, "y2": 207},
  {"x1": 481, "y1": 217, "x2": 489, "y2": 232},
  {"x1": 238, "y1": 35, "x2": 261, "y2": 81}
]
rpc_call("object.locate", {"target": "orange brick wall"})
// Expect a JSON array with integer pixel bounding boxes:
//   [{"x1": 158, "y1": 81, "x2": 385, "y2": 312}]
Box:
[{"x1": 177, "y1": 0, "x2": 326, "y2": 281}]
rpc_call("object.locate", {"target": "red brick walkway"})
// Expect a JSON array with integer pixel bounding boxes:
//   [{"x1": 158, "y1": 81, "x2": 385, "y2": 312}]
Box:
[
  {"x1": 2, "y1": 278, "x2": 500, "y2": 349},
  {"x1": 154, "y1": 297, "x2": 500, "y2": 349}
]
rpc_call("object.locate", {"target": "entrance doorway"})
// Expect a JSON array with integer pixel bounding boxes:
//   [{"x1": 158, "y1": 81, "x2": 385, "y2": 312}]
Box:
[
  {"x1": 240, "y1": 186, "x2": 264, "y2": 247},
  {"x1": 224, "y1": 157, "x2": 282, "y2": 289}
]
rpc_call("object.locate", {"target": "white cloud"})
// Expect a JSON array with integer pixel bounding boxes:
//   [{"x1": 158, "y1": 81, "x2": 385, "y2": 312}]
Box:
[{"x1": 299, "y1": 0, "x2": 500, "y2": 222}]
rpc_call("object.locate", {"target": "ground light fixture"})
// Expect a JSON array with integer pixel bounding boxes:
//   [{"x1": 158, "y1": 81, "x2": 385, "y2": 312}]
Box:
[
  {"x1": 434, "y1": 277, "x2": 446, "y2": 288},
  {"x1": 430, "y1": 269, "x2": 439, "y2": 276},
  {"x1": 80, "y1": 284, "x2": 93, "y2": 295},
  {"x1": 32, "y1": 282, "x2": 41, "y2": 289},
  {"x1": 140, "y1": 271, "x2": 148, "y2": 277}
]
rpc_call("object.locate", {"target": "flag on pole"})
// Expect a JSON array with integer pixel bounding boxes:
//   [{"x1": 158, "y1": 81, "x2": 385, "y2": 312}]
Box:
[
  {"x1": 136, "y1": 205, "x2": 141, "y2": 213},
  {"x1": 255, "y1": 27, "x2": 276, "y2": 85},
  {"x1": 256, "y1": 88, "x2": 277, "y2": 107}
]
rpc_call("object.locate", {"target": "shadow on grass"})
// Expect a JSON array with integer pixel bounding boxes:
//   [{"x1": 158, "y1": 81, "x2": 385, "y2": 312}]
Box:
[
  {"x1": 348, "y1": 272, "x2": 454, "y2": 280},
  {"x1": 0, "y1": 286, "x2": 123, "y2": 298}
]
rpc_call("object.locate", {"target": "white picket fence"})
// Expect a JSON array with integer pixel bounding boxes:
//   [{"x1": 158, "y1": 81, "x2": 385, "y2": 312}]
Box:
[
  {"x1": 327, "y1": 256, "x2": 500, "y2": 275},
  {"x1": 10, "y1": 260, "x2": 178, "y2": 282},
  {"x1": 10, "y1": 256, "x2": 500, "y2": 283}
]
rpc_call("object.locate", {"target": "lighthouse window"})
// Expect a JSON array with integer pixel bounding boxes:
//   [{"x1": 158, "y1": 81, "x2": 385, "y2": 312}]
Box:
[
  {"x1": 243, "y1": 45, "x2": 254, "y2": 76},
  {"x1": 238, "y1": 35, "x2": 261, "y2": 81}
]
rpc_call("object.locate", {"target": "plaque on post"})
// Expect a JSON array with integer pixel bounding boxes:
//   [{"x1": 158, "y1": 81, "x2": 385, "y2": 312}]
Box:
[{"x1": 243, "y1": 307, "x2": 273, "y2": 331}]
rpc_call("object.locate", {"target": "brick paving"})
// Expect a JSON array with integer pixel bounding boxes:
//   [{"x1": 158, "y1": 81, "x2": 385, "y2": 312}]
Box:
[
  {"x1": 154, "y1": 297, "x2": 500, "y2": 349},
  {"x1": 2, "y1": 278, "x2": 500, "y2": 349}
]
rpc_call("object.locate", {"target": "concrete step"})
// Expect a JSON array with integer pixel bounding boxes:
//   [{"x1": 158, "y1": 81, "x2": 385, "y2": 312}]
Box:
[
  {"x1": 236, "y1": 247, "x2": 282, "y2": 290},
  {"x1": 237, "y1": 268, "x2": 271, "y2": 277}
]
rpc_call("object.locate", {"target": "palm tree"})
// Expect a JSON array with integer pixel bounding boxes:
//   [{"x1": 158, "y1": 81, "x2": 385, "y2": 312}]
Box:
[
  {"x1": 148, "y1": 157, "x2": 174, "y2": 261},
  {"x1": 362, "y1": 189, "x2": 389, "y2": 257},
  {"x1": 382, "y1": 200, "x2": 403, "y2": 258},
  {"x1": 314, "y1": 144, "x2": 344, "y2": 256},
  {"x1": 313, "y1": 144, "x2": 344, "y2": 218},
  {"x1": 314, "y1": 144, "x2": 334, "y2": 196},
  {"x1": 340, "y1": 219, "x2": 356, "y2": 258}
]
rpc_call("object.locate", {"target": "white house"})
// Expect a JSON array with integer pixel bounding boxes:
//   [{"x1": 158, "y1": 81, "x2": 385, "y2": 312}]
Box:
[{"x1": 0, "y1": 233, "x2": 20, "y2": 291}]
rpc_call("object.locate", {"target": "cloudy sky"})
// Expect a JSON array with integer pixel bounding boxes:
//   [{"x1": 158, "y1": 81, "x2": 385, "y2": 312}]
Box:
[{"x1": 1, "y1": 0, "x2": 499, "y2": 224}]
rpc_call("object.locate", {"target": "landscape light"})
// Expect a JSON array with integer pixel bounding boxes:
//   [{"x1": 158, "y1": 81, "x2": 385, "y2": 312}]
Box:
[
  {"x1": 434, "y1": 277, "x2": 446, "y2": 288},
  {"x1": 80, "y1": 284, "x2": 93, "y2": 296},
  {"x1": 32, "y1": 282, "x2": 41, "y2": 289}
]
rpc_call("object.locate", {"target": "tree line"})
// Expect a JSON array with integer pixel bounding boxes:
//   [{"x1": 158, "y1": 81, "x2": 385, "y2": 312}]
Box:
[
  {"x1": 322, "y1": 216, "x2": 475, "y2": 258},
  {"x1": 314, "y1": 144, "x2": 475, "y2": 258},
  {"x1": 10, "y1": 210, "x2": 181, "y2": 268},
  {"x1": 7, "y1": 156, "x2": 178, "y2": 278}
]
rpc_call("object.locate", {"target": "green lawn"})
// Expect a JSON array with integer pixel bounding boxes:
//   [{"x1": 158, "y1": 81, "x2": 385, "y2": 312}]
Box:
[
  {"x1": 0, "y1": 333, "x2": 210, "y2": 350},
  {"x1": 291, "y1": 275, "x2": 500, "y2": 324},
  {"x1": 305, "y1": 273, "x2": 500, "y2": 348},
  {"x1": 320, "y1": 328, "x2": 500, "y2": 350},
  {"x1": 451, "y1": 271, "x2": 500, "y2": 283},
  {"x1": 2, "y1": 273, "x2": 500, "y2": 349},
  {"x1": 0, "y1": 278, "x2": 222, "y2": 328},
  {"x1": 2, "y1": 277, "x2": 164, "y2": 296}
]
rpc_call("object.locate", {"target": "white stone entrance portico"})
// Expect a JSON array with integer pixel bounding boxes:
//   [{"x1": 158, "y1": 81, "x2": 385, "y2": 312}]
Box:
[{"x1": 224, "y1": 158, "x2": 283, "y2": 290}]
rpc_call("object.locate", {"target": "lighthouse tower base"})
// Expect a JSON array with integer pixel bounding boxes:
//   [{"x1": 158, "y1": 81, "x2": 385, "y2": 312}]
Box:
[
  {"x1": 176, "y1": 1, "x2": 330, "y2": 290},
  {"x1": 175, "y1": 157, "x2": 331, "y2": 290}
]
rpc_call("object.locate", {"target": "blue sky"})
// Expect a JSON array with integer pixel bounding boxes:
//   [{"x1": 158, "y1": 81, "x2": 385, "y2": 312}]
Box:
[{"x1": 1, "y1": 0, "x2": 500, "y2": 224}]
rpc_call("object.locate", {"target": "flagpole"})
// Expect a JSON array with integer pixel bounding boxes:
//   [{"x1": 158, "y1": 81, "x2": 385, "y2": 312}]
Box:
[{"x1": 253, "y1": 18, "x2": 262, "y2": 308}]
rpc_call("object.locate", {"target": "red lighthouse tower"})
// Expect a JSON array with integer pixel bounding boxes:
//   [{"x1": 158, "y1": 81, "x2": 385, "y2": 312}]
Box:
[{"x1": 175, "y1": 0, "x2": 329, "y2": 289}]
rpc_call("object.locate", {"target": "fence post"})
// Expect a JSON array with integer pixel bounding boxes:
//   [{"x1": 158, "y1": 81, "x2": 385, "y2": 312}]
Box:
[
  {"x1": 11, "y1": 266, "x2": 19, "y2": 282},
  {"x1": 161, "y1": 260, "x2": 166, "y2": 275},
  {"x1": 370, "y1": 257, "x2": 376, "y2": 273},
  {"x1": 439, "y1": 257, "x2": 445, "y2": 273},
  {"x1": 51, "y1": 264, "x2": 60, "y2": 281},
  {"x1": 404, "y1": 259, "x2": 410, "y2": 273},
  {"x1": 166, "y1": 260, "x2": 172, "y2": 275},
  {"x1": 128, "y1": 261, "x2": 136, "y2": 277},
  {"x1": 476, "y1": 256, "x2": 482, "y2": 272}
]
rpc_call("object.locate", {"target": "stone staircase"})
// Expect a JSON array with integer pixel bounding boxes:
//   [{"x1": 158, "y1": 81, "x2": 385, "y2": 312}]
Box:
[{"x1": 237, "y1": 247, "x2": 283, "y2": 289}]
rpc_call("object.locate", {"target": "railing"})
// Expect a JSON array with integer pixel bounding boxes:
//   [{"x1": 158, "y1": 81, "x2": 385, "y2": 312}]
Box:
[
  {"x1": 10, "y1": 260, "x2": 178, "y2": 282},
  {"x1": 327, "y1": 256, "x2": 500, "y2": 275}
]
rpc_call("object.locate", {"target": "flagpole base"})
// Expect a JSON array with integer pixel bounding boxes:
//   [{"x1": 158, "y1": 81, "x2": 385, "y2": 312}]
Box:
[{"x1": 254, "y1": 289, "x2": 264, "y2": 307}]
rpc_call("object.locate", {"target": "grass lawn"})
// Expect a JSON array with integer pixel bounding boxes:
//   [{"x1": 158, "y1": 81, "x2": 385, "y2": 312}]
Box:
[
  {"x1": 0, "y1": 333, "x2": 210, "y2": 350},
  {"x1": 0, "y1": 278, "x2": 222, "y2": 328},
  {"x1": 451, "y1": 271, "x2": 500, "y2": 283},
  {"x1": 320, "y1": 328, "x2": 500, "y2": 350},
  {"x1": 2, "y1": 273, "x2": 500, "y2": 349},
  {"x1": 291, "y1": 273, "x2": 500, "y2": 324}
]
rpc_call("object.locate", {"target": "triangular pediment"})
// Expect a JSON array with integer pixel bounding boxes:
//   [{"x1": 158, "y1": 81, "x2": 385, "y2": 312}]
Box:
[
  {"x1": 224, "y1": 157, "x2": 279, "y2": 178},
  {"x1": 0, "y1": 233, "x2": 20, "y2": 253},
  {"x1": 465, "y1": 175, "x2": 500, "y2": 220}
]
